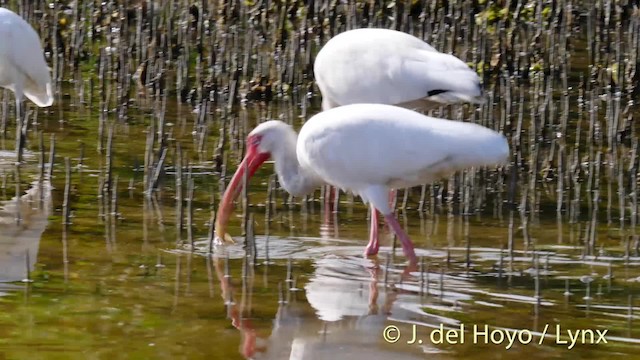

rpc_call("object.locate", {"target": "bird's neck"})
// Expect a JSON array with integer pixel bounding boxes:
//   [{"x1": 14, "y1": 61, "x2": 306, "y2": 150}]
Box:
[{"x1": 272, "y1": 132, "x2": 322, "y2": 197}]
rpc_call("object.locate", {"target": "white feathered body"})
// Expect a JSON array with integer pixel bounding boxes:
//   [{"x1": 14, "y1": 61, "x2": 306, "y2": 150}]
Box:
[
  {"x1": 314, "y1": 28, "x2": 482, "y2": 110},
  {"x1": 0, "y1": 8, "x2": 53, "y2": 107},
  {"x1": 296, "y1": 104, "x2": 508, "y2": 204}
]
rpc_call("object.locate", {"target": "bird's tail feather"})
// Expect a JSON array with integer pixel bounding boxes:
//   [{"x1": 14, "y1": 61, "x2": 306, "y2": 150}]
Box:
[{"x1": 409, "y1": 51, "x2": 484, "y2": 105}]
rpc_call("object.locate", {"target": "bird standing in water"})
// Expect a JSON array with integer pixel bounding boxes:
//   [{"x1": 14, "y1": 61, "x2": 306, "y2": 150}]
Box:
[
  {"x1": 313, "y1": 27, "x2": 485, "y2": 241},
  {"x1": 215, "y1": 104, "x2": 509, "y2": 264}
]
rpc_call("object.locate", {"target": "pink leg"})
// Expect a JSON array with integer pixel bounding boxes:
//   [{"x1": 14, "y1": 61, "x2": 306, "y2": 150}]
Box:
[
  {"x1": 322, "y1": 185, "x2": 335, "y2": 226},
  {"x1": 388, "y1": 189, "x2": 396, "y2": 207},
  {"x1": 383, "y1": 190, "x2": 396, "y2": 231},
  {"x1": 383, "y1": 213, "x2": 418, "y2": 265},
  {"x1": 364, "y1": 207, "x2": 380, "y2": 256}
]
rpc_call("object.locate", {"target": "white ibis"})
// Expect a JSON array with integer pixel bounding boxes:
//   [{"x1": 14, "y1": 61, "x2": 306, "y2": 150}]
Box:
[
  {"x1": 314, "y1": 28, "x2": 484, "y2": 238},
  {"x1": 0, "y1": 8, "x2": 54, "y2": 160},
  {"x1": 215, "y1": 103, "x2": 509, "y2": 263},
  {"x1": 314, "y1": 28, "x2": 483, "y2": 111}
]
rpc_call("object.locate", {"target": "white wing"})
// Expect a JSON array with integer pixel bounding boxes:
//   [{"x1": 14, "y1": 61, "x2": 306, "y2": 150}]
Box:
[
  {"x1": 314, "y1": 28, "x2": 482, "y2": 109},
  {"x1": 298, "y1": 104, "x2": 508, "y2": 193}
]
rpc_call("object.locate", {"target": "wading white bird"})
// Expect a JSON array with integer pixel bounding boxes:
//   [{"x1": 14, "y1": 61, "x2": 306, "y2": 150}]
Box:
[
  {"x1": 0, "y1": 8, "x2": 54, "y2": 160},
  {"x1": 314, "y1": 28, "x2": 483, "y2": 111},
  {"x1": 314, "y1": 28, "x2": 485, "y2": 237},
  {"x1": 215, "y1": 104, "x2": 509, "y2": 263}
]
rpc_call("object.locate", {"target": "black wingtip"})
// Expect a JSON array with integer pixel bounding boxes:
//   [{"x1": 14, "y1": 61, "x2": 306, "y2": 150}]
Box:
[{"x1": 427, "y1": 89, "x2": 449, "y2": 97}]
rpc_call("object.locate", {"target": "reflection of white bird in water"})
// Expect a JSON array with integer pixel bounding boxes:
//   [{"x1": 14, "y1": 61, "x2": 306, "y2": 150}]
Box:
[
  {"x1": 0, "y1": 8, "x2": 54, "y2": 160},
  {"x1": 255, "y1": 257, "x2": 427, "y2": 360},
  {"x1": 0, "y1": 179, "x2": 52, "y2": 283},
  {"x1": 215, "y1": 103, "x2": 509, "y2": 263},
  {"x1": 314, "y1": 28, "x2": 485, "y2": 238}
]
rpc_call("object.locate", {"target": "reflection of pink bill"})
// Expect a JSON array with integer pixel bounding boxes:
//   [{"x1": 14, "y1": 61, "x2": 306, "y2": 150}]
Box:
[{"x1": 382, "y1": 323, "x2": 608, "y2": 350}]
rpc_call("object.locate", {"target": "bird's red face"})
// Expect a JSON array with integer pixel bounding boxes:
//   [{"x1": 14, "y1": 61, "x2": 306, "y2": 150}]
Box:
[{"x1": 215, "y1": 134, "x2": 271, "y2": 242}]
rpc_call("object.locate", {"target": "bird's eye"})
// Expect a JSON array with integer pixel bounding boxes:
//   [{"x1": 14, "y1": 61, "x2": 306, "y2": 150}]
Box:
[{"x1": 251, "y1": 136, "x2": 261, "y2": 146}]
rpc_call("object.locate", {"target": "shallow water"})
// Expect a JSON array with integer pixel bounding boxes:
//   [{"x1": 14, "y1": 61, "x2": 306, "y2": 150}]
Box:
[
  {"x1": 0, "y1": 100, "x2": 634, "y2": 359},
  {"x1": 1, "y1": 131, "x2": 639, "y2": 359},
  {"x1": 0, "y1": 96, "x2": 636, "y2": 359}
]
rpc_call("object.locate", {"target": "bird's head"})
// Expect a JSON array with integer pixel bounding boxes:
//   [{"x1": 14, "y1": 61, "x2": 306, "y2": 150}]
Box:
[
  {"x1": 247, "y1": 120, "x2": 296, "y2": 155},
  {"x1": 214, "y1": 121, "x2": 294, "y2": 243}
]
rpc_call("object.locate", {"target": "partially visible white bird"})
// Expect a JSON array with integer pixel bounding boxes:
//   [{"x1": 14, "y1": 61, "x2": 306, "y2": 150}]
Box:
[
  {"x1": 0, "y1": 8, "x2": 54, "y2": 160},
  {"x1": 215, "y1": 104, "x2": 509, "y2": 263},
  {"x1": 314, "y1": 28, "x2": 483, "y2": 111}
]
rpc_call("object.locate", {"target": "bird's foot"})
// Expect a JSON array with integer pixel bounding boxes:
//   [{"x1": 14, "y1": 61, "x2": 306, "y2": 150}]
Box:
[
  {"x1": 382, "y1": 213, "x2": 418, "y2": 264},
  {"x1": 402, "y1": 261, "x2": 418, "y2": 277},
  {"x1": 214, "y1": 232, "x2": 235, "y2": 245},
  {"x1": 401, "y1": 247, "x2": 418, "y2": 266},
  {"x1": 364, "y1": 244, "x2": 380, "y2": 257}
]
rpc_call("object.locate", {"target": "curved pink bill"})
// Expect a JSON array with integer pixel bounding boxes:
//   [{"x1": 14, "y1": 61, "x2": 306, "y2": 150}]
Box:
[{"x1": 215, "y1": 147, "x2": 270, "y2": 241}]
